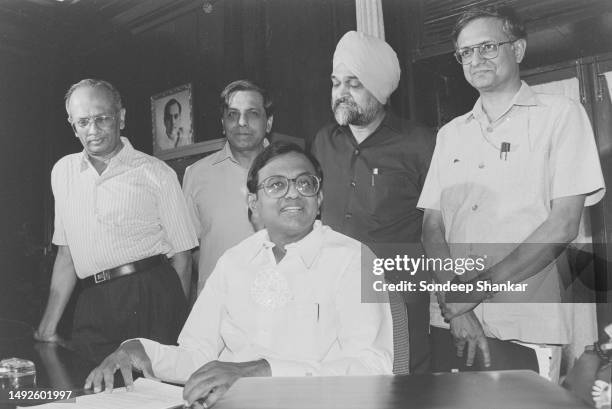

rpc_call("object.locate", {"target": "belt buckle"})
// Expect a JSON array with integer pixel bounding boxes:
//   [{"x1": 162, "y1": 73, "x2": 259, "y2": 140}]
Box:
[{"x1": 94, "y1": 271, "x2": 110, "y2": 284}]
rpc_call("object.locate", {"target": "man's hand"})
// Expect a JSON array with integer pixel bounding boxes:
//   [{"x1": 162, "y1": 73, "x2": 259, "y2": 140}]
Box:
[
  {"x1": 435, "y1": 291, "x2": 479, "y2": 321},
  {"x1": 183, "y1": 360, "x2": 271, "y2": 408},
  {"x1": 449, "y1": 311, "x2": 490, "y2": 368},
  {"x1": 84, "y1": 340, "x2": 155, "y2": 393}
]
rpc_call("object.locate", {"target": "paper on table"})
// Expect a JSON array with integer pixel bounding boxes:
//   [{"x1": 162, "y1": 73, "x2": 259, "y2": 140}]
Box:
[{"x1": 18, "y1": 378, "x2": 183, "y2": 409}]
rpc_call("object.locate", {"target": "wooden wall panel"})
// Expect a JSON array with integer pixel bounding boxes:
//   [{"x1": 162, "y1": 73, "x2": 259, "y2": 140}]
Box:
[
  {"x1": 0, "y1": 49, "x2": 55, "y2": 324},
  {"x1": 50, "y1": 0, "x2": 356, "y2": 156}
]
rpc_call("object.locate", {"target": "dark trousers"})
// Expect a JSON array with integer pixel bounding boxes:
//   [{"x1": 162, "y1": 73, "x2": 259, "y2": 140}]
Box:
[
  {"x1": 430, "y1": 326, "x2": 539, "y2": 373},
  {"x1": 72, "y1": 261, "x2": 187, "y2": 363}
]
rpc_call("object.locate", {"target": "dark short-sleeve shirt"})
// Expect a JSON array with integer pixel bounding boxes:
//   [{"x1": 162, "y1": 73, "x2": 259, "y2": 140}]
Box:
[{"x1": 311, "y1": 111, "x2": 434, "y2": 249}]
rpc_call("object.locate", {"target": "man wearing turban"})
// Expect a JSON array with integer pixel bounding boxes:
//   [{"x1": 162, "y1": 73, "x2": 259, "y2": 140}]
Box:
[{"x1": 310, "y1": 31, "x2": 435, "y2": 374}]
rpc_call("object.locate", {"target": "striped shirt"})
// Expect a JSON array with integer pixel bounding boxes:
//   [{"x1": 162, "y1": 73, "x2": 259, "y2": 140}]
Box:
[{"x1": 52, "y1": 137, "x2": 198, "y2": 278}]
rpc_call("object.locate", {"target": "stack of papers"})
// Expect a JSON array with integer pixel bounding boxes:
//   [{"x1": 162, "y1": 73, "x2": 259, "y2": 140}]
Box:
[{"x1": 19, "y1": 378, "x2": 183, "y2": 409}]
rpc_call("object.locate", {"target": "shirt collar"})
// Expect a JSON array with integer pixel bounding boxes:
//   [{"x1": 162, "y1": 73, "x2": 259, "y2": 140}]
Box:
[
  {"x1": 79, "y1": 136, "x2": 134, "y2": 172},
  {"x1": 212, "y1": 138, "x2": 270, "y2": 166},
  {"x1": 211, "y1": 141, "x2": 236, "y2": 165},
  {"x1": 248, "y1": 220, "x2": 324, "y2": 268},
  {"x1": 465, "y1": 81, "x2": 540, "y2": 123}
]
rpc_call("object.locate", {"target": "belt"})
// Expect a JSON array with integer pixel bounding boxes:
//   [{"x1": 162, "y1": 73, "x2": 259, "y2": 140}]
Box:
[{"x1": 82, "y1": 255, "x2": 167, "y2": 288}]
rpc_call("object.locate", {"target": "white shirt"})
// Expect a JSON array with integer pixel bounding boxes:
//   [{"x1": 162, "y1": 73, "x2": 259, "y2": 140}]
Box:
[
  {"x1": 417, "y1": 82, "x2": 605, "y2": 344},
  {"x1": 52, "y1": 137, "x2": 198, "y2": 278},
  {"x1": 139, "y1": 221, "x2": 393, "y2": 383}
]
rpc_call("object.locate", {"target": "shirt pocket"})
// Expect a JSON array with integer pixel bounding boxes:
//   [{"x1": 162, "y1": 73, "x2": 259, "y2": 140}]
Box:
[
  {"x1": 497, "y1": 141, "x2": 545, "y2": 205},
  {"x1": 366, "y1": 169, "x2": 413, "y2": 222},
  {"x1": 288, "y1": 300, "x2": 336, "y2": 360}
]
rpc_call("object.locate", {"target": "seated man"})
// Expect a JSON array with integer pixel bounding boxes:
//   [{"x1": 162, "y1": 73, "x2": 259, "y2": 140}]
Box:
[{"x1": 85, "y1": 142, "x2": 393, "y2": 408}]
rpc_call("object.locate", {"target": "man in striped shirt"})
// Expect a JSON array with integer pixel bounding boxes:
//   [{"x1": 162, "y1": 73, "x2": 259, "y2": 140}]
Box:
[{"x1": 35, "y1": 79, "x2": 198, "y2": 363}]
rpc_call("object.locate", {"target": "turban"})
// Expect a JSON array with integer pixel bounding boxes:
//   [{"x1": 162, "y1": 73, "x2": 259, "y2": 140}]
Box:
[{"x1": 333, "y1": 31, "x2": 401, "y2": 104}]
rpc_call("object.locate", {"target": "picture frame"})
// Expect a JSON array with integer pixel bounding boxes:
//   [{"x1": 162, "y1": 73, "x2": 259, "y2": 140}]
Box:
[{"x1": 151, "y1": 83, "x2": 195, "y2": 158}]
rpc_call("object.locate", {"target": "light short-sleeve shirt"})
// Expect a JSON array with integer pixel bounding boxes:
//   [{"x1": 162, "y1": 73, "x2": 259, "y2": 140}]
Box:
[
  {"x1": 417, "y1": 82, "x2": 605, "y2": 344},
  {"x1": 52, "y1": 137, "x2": 198, "y2": 278},
  {"x1": 139, "y1": 221, "x2": 394, "y2": 382},
  {"x1": 182, "y1": 141, "x2": 259, "y2": 292}
]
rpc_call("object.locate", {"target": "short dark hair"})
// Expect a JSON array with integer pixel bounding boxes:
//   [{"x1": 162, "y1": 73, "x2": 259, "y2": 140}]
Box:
[
  {"x1": 452, "y1": 6, "x2": 526, "y2": 47},
  {"x1": 164, "y1": 98, "x2": 182, "y2": 117},
  {"x1": 220, "y1": 79, "x2": 274, "y2": 117},
  {"x1": 247, "y1": 142, "x2": 323, "y2": 194}
]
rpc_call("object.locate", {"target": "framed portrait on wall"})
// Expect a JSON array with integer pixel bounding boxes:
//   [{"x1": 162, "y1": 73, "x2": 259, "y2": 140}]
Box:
[{"x1": 151, "y1": 83, "x2": 194, "y2": 157}]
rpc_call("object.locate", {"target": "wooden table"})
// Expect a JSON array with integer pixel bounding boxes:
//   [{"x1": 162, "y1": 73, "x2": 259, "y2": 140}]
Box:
[
  {"x1": 215, "y1": 371, "x2": 593, "y2": 409},
  {"x1": 0, "y1": 320, "x2": 594, "y2": 409},
  {"x1": 0, "y1": 319, "x2": 95, "y2": 408}
]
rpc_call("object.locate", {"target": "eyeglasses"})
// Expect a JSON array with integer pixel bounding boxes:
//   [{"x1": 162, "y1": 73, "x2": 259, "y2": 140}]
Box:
[
  {"x1": 71, "y1": 114, "x2": 117, "y2": 132},
  {"x1": 455, "y1": 40, "x2": 516, "y2": 65},
  {"x1": 257, "y1": 174, "x2": 321, "y2": 198}
]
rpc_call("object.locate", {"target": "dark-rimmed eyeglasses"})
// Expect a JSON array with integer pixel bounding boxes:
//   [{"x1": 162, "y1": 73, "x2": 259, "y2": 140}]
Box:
[
  {"x1": 257, "y1": 174, "x2": 321, "y2": 198},
  {"x1": 455, "y1": 40, "x2": 516, "y2": 65},
  {"x1": 71, "y1": 114, "x2": 117, "y2": 132}
]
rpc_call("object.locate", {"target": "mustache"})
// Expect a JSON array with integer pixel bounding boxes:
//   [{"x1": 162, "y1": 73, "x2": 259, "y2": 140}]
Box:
[{"x1": 333, "y1": 96, "x2": 358, "y2": 111}]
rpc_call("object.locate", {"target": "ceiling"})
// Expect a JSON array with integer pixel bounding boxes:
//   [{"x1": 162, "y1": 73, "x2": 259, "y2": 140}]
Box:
[
  {"x1": 3, "y1": 0, "x2": 612, "y2": 64},
  {"x1": 0, "y1": 0, "x2": 208, "y2": 56}
]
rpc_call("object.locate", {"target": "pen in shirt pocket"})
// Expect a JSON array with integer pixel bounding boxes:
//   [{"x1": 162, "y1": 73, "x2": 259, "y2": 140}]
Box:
[
  {"x1": 316, "y1": 303, "x2": 320, "y2": 322},
  {"x1": 371, "y1": 168, "x2": 378, "y2": 186}
]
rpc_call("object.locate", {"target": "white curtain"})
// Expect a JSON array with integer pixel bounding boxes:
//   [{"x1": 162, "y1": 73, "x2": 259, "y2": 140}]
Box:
[
  {"x1": 355, "y1": 0, "x2": 385, "y2": 39},
  {"x1": 530, "y1": 77, "x2": 581, "y2": 102},
  {"x1": 531, "y1": 78, "x2": 598, "y2": 365}
]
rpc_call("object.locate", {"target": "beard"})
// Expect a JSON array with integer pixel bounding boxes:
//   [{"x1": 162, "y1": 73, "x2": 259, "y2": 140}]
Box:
[{"x1": 332, "y1": 96, "x2": 381, "y2": 126}]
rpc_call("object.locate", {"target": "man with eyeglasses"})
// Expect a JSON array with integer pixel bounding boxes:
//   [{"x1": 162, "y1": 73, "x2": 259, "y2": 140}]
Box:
[
  {"x1": 85, "y1": 142, "x2": 393, "y2": 408},
  {"x1": 418, "y1": 6, "x2": 605, "y2": 380},
  {"x1": 310, "y1": 31, "x2": 435, "y2": 374},
  {"x1": 35, "y1": 79, "x2": 198, "y2": 363}
]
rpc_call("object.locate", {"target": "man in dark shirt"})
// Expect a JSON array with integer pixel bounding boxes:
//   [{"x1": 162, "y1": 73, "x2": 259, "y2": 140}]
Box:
[{"x1": 311, "y1": 31, "x2": 434, "y2": 374}]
